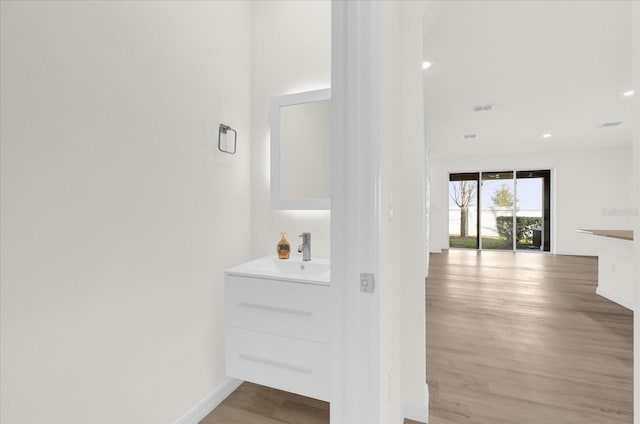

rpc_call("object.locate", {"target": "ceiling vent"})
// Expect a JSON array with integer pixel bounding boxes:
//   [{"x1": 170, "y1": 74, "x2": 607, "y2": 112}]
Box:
[
  {"x1": 463, "y1": 134, "x2": 478, "y2": 140},
  {"x1": 473, "y1": 104, "x2": 495, "y2": 112},
  {"x1": 599, "y1": 121, "x2": 623, "y2": 128}
]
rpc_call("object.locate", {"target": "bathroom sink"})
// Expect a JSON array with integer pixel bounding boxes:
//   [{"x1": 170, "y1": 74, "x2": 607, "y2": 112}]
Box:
[
  {"x1": 225, "y1": 255, "x2": 330, "y2": 285},
  {"x1": 272, "y1": 258, "x2": 329, "y2": 276}
]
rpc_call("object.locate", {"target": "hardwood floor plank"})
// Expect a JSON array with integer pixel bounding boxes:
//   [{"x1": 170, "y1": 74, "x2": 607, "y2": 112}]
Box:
[
  {"x1": 427, "y1": 250, "x2": 633, "y2": 424},
  {"x1": 202, "y1": 382, "x2": 329, "y2": 424},
  {"x1": 272, "y1": 399, "x2": 330, "y2": 424}
]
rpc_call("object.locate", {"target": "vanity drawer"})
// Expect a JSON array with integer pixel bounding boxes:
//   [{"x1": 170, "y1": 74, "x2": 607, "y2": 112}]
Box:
[
  {"x1": 225, "y1": 275, "x2": 331, "y2": 343},
  {"x1": 226, "y1": 327, "x2": 330, "y2": 402}
]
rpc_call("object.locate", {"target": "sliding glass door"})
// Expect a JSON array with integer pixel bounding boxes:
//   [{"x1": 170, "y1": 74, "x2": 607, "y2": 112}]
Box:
[
  {"x1": 480, "y1": 171, "x2": 514, "y2": 250},
  {"x1": 448, "y1": 173, "x2": 479, "y2": 249},
  {"x1": 449, "y1": 170, "x2": 551, "y2": 252},
  {"x1": 515, "y1": 170, "x2": 551, "y2": 251}
]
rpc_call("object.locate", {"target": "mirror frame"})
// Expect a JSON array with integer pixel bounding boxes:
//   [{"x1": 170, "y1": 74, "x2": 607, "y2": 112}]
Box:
[{"x1": 270, "y1": 88, "x2": 331, "y2": 210}]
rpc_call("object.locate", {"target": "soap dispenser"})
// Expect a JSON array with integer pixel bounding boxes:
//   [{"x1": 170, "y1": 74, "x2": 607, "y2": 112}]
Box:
[{"x1": 276, "y1": 232, "x2": 291, "y2": 259}]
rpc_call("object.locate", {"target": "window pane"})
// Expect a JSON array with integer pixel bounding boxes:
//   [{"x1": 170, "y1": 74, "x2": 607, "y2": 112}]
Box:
[
  {"x1": 516, "y1": 177, "x2": 543, "y2": 250},
  {"x1": 480, "y1": 171, "x2": 514, "y2": 250},
  {"x1": 449, "y1": 177, "x2": 478, "y2": 249}
]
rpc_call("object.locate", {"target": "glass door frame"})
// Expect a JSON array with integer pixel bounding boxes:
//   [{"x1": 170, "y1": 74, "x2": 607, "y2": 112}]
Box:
[
  {"x1": 515, "y1": 170, "x2": 551, "y2": 252},
  {"x1": 479, "y1": 170, "x2": 515, "y2": 251},
  {"x1": 449, "y1": 169, "x2": 552, "y2": 252},
  {"x1": 449, "y1": 172, "x2": 480, "y2": 249}
]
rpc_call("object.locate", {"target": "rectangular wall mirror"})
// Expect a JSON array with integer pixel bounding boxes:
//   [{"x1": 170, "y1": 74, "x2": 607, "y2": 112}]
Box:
[{"x1": 270, "y1": 88, "x2": 331, "y2": 210}]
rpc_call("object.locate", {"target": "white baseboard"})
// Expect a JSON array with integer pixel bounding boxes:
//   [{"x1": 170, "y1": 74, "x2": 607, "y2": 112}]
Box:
[
  {"x1": 175, "y1": 378, "x2": 243, "y2": 424},
  {"x1": 403, "y1": 383, "x2": 429, "y2": 423},
  {"x1": 596, "y1": 286, "x2": 635, "y2": 311}
]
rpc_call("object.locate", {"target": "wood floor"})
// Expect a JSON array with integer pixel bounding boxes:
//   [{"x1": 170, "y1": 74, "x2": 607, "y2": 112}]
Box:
[
  {"x1": 427, "y1": 250, "x2": 633, "y2": 424},
  {"x1": 200, "y1": 382, "x2": 329, "y2": 424},
  {"x1": 199, "y1": 381, "x2": 421, "y2": 424},
  {"x1": 201, "y1": 250, "x2": 633, "y2": 423}
]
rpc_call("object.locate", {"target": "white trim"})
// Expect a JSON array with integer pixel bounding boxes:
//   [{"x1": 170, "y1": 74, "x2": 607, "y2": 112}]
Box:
[
  {"x1": 549, "y1": 167, "x2": 557, "y2": 255},
  {"x1": 403, "y1": 383, "x2": 429, "y2": 423},
  {"x1": 331, "y1": 1, "x2": 382, "y2": 423},
  {"x1": 596, "y1": 286, "x2": 635, "y2": 311},
  {"x1": 174, "y1": 378, "x2": 243, "y2": 424},
  {"x1": 403, "y1": 403, "x2": 429, "y2": 423},
  {"x1": 425, "y1": 145, "x2": 432, "y2": 276},
  {"x1": 270, "y1": 88, "x2": 331, "y2": 211}
]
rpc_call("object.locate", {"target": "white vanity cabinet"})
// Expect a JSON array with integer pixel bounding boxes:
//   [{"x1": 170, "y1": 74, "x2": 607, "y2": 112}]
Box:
[{"x1": 224, "y1": 258, "x2": 331, "y2": 402}]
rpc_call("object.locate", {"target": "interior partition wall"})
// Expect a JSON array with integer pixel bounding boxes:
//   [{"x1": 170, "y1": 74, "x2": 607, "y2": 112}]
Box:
[{"x1": 449, "y1": 170, "x2": 551, "y2": 252}]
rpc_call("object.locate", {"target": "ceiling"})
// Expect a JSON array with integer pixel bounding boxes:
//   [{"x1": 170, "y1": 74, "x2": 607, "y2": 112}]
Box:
[{"x1": 422, "y1": 0, "x2": 634, "y2": 157}]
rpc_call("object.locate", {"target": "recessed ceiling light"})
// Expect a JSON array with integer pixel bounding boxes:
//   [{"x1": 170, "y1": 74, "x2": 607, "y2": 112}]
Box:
[
  {"x1": 463, "y1": 134, "x2": 478, "y2": 140},
  {"x1": 542, "y1": 133, "x2": 552, "y2": 138},
  {"x1": 422, "y1": 61, "x2": 432, "y2": 70},
  {"x1": 621, "y1": 90, "x2": 634, "y2": 97},
  {"x1": 600, "y1": 121, "x2": 623, "y2": 128}
]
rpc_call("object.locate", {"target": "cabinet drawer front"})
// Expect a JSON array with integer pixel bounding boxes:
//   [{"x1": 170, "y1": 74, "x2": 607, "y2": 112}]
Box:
[
  {"x1": 225, "y1": 275, "x2": 330, "y2": 343},
  {"x1": 226, "y1": 327, "x2": 330, "y2": 402}
]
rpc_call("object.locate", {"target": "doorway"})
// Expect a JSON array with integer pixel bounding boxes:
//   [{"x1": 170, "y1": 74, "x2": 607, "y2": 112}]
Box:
[{"x1": 449, "y1": 170, "x2": 551, "y2": 251}]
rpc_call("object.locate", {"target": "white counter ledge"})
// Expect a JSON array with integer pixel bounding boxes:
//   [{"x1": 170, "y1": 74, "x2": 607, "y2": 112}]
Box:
[
  {"x1": 225, "y1": 255, "x2": 330, "y2": 286},
  {"x1": 576, "y1": 229, "x2": 633, "y2": 241},
  {"x1": 576, "y1": 229, "x2": 635, "y2": 310}
]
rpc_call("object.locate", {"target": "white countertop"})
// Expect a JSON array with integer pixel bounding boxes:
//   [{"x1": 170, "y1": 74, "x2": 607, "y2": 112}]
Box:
[
  {"x1": 576, "y1": 229, "x2": 634, "y2": 241},
  {"x1": 225, "y1": 255, "x2": 331, "y2": 285}
]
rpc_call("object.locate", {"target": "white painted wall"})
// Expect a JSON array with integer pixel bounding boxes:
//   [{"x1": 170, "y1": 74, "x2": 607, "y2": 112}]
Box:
[
  {"x1": 379, "y1": 1, "x2": 428, "y2": 422},
  {"x1": 430, "y1": 146, "x2": 634, "y2": 256},
  {"x1": 0, "y1": 2, "x2": 251, "y2": 423},
  {"x1": 631, "y1": 1, "x2": 640, "y2": 421},
  {"x1": 330, "y1": 3, "x2": 381, "y2": 422},
  {"x1": 250, "y1": 1, "x2": 331, "y2": 260},
  {"x1": 330, "y1": 2, "x2": 427, "y2": 422},
  {"x1": 379, "y1": 5, "x2": 405, "y2": 421},
  {"x1": 595, "y1": 236, "x2": 636, "y2": 311}
]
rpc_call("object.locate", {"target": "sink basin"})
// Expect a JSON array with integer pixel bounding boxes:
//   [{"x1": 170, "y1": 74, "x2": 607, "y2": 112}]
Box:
[
  {"x1": 225, "y1": 255, "x2": 330, "y2": 285},
  {"x1": 272, "y1": 259, "x2": 329, "y2": 276}
]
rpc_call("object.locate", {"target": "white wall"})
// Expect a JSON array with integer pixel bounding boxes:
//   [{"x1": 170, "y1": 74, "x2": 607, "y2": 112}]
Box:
[
  {"x1": 379, "y1": 1, "x2": 428, "y2": 422},
  {"x1": 330, "y1": 2, "x2": 427, "y2": 422},
  {"x1": 250, "y1": 1, "x2": 331, "y2": 260},
  {"x1": 0, "y1": 2, "x2": 251, "y2": 423},
  {"x1": 429, "y1": 146, "x2": 634, "y2": 255},
  {"x1": 632, "y1": 1, "x2": 640, "y2": 421}
]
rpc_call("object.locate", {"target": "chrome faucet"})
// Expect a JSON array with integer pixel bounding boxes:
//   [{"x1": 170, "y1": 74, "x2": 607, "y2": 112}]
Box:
[{"x1": 298, "y1": 232, "x2": 311, "y2": 261}]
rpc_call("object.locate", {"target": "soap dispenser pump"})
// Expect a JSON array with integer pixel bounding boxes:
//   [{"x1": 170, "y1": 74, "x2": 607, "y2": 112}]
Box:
[{"x1": 276, "y1": 232, "x2": 291, "y2": 259}]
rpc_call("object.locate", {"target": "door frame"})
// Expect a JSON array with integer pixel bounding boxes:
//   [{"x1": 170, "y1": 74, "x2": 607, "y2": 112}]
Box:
[
  {"x1": 447, "y1": 167, "x2": 556, "y2": 254},
  {"x1": 330, "y1": 1, "x2": 382, "y2": 423}
]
